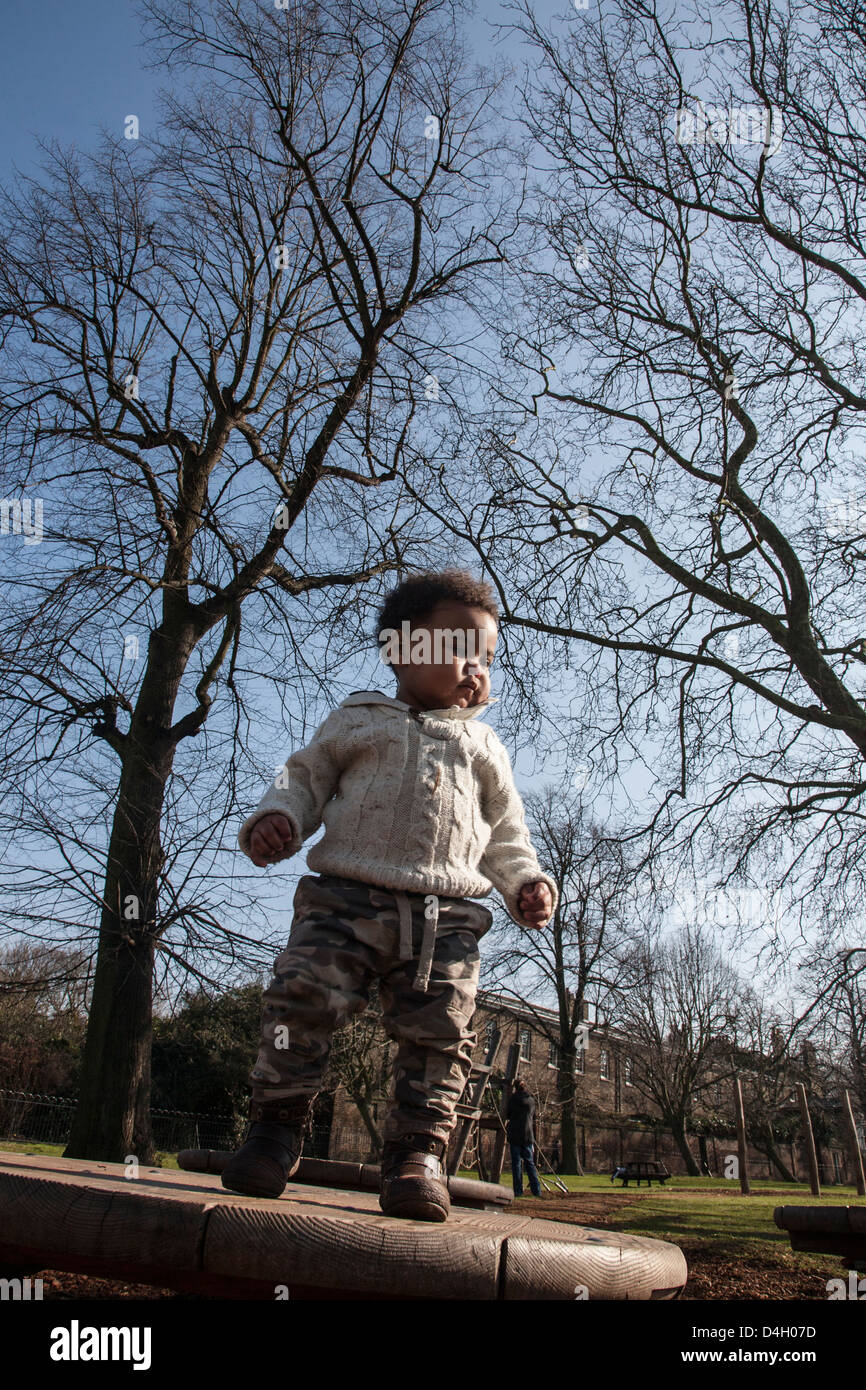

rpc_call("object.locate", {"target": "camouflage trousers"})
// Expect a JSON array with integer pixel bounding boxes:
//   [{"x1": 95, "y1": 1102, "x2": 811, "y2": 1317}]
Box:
[{"x1": 249, "y1": 873, "x2": 494, "y2": 1145}]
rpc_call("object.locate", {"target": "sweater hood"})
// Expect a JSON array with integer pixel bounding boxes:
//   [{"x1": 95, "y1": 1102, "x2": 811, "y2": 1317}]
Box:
[{"x1": 339, "y1": 689, "x2": 499, "y2": 722}]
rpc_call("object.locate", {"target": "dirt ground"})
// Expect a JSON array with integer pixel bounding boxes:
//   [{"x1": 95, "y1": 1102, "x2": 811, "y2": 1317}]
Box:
[{"x1": 524, "y1": 1189, "x2": 840, "y2": 1300}]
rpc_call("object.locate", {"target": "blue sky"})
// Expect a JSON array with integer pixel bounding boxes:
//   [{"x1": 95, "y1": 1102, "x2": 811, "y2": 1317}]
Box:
[
  {"x1": 0, "y1": 1, "x2": 797, "y2": 993},
  {"x1": 0, "y1": 1, "x2": 159, "y2": 180},
  {"x1": 0, "y1": 0, "x2": 596, "y2": 821},
  {"x1": 0, "y1": 0, "x2": 573, "y2": 180}
]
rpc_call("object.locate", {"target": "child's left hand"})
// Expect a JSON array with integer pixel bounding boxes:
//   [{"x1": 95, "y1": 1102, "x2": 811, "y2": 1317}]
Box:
[{"x1": 518, "y1": 880, "x2": 553, "y2": 928}]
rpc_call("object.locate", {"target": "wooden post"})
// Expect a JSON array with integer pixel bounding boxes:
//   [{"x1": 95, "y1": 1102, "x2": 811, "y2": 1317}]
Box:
[
  {"x1": 734, "y1": 1075, "x2": 751, "y2": 1195},
  {"x1": 843, "y1": 1090, "x2": 866, "y2": 1197},
  {"x1": 489, "y1": 1042, "x2": 521, "y2": 1184},
  {"x1": 796, "y1": 1082, "x2": 821, "y2": 1196}
]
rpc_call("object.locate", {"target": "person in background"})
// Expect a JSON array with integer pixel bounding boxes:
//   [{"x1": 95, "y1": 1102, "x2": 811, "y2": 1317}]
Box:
[{"x1": 507, "y1": 1077, "x2": 542, "y2": 1198}]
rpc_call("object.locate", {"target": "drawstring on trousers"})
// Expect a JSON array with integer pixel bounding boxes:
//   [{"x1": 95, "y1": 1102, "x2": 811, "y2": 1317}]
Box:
[{"x1": 394, "y1": 889, "x2": 439, "y2": 993}]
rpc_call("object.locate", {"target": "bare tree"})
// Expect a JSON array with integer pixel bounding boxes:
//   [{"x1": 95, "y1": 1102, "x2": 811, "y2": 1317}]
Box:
[
  {"x1": 615, "y1": 923, "x2": 743, "y2": 1174},
  {"x1": 0, "y1": 943, "x2": 88, "y2": 1093},
  {"x1": 726, "y1": 992, "x2": 802, "y2": 1181},
  {"x1": 0, "y1": 0, "x2": 510, "y2": 1160},
  {"x1": 400, "y1": 0, "x2": 866, "y2": 966},
  {"x1": 797, "y1": 942, "x2": 866, "y2": 1119},
  {"x1": 480, "y1": 780, "x2": 641, "y2": 1173},
  {"x1": 325, "y1": 982, "x2": 395, "y2": 1157}
]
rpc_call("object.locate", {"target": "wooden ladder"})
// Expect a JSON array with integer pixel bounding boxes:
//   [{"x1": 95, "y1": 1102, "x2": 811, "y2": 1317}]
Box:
[{"x1": 447, "y1": 1026, "x2": 502, "y2": 1176}]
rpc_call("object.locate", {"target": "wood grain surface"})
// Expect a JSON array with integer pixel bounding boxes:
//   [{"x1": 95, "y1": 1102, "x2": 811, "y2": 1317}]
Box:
[{"x1": 0, "y1": 1152, "x2": 687, "y2": 1300}]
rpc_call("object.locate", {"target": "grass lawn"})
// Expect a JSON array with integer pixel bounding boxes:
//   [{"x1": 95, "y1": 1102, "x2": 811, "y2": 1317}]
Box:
[
  {"x1": 486, "y1": 1172, "x2": 864, "y2": 1298},
  {"x1": 468, "y1": 1171, "x2": 861, "y2": 1239},
  {"x1": 0, "y1": 1139, "x2": 183, "y2": 1167}
]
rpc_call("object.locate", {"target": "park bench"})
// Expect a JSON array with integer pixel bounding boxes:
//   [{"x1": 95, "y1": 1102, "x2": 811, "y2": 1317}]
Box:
[{"x1": 611, "y1": 1160, "x2": 672, "y2": 1187}]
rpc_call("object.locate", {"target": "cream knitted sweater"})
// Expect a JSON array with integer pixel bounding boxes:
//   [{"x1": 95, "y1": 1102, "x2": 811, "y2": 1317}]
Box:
[{"x1": 238, "y1": 690, "x2": 558, "y2": 928}]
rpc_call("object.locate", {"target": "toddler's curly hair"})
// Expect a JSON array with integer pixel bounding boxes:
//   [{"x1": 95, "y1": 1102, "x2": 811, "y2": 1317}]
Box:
[{"x1": 375, "y1": 568, "x2": 499, "y2": 673}]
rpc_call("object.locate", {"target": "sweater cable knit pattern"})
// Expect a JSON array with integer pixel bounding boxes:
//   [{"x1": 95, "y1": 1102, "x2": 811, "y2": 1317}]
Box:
[{"x1": 238, "y1": 690, "x2": 559, "y2": 929}]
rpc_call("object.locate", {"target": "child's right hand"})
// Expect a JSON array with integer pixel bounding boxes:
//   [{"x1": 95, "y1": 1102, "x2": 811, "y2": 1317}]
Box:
[{"x1": 248, "y1": 812, "x2": 295, "y2": 867}]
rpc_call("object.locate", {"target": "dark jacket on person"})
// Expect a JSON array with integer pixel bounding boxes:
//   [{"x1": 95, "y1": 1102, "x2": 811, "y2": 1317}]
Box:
[{"x1": 506, "y1": 1090, "x2": 536, "y2": 1146}]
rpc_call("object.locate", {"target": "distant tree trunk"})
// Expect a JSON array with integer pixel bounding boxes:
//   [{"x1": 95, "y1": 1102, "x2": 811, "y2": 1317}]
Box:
[
  {"x1": 750, "y1": 1121, "x2": 797, "y2": 1182},
  {"x1": 670, "y1": 1117, "x2": 700, "y2": 1176},
  {"x1": 698, "y1": 1133, "x2": 711, "y2": 1175},
  {"x1": 760, "y1": 1140, "x2": 796, "y2": 1183},
  {"x1": 557, "y1": 1052, "x2": 584, "y2": 1175},
  {"x1": 352, "y1": 1091, "x2": 383, "y2": 1155}
]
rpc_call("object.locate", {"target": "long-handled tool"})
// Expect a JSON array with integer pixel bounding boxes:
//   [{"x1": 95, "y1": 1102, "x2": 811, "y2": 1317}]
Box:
[{"x1": 531, "y1": 1140, "x2": 570, "y2": 1194}]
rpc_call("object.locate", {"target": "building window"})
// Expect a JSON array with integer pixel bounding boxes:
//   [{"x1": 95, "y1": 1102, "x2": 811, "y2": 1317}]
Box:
[
  {"x1": 624, "y1": 1056, "x2": 632, "y2": 1086},
  {"x1": 600, "y1": 1048, "x2": 609, "y2": 1080},
  {"x1": 575, "y1": 1047, "x2": 585, "y2": 1074},
  {"x1": 549, "y1": 1040, "x2": 560, "y2": 1069},
  {"x1": 483, "y1": 1018, "x2": 496, "y2": 1053},
  {"x1": 519, "y1": 1027, "x2": 531, "y2": 1061}
]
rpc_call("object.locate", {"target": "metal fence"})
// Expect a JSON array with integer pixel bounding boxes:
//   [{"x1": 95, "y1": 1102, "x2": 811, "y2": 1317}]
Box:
[
  {"x1": 0, "y1": 1089, "x2": 333, "y2": 1159},
  {"x1": 0, "y1": 1089, "x2": 244, "y2": 1154}
]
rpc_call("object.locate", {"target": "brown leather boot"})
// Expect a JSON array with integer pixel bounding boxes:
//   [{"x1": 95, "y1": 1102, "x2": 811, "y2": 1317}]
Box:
[
  {"x1": 221, "y1": 1095, "x2": 315, "y2": 1199},
  {"x1": 378, "y1": 1132, "x2": 451, "y2": 1222}
]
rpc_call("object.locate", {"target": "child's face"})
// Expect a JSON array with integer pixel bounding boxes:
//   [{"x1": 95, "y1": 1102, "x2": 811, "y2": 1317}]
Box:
[{"x1": 392, "y1": 600, "x2": 498, "y2": 712}]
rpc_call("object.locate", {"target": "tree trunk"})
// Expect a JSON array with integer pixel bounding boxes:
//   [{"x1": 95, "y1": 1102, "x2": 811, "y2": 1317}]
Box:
[
  {"x1": 698, "y1": 1132, "x2": 711, "y2": 1175},
  {"x1": 557, "y1": 1052, "x2": 584, "y2": 1175},
  {"x1": 670, "y1": 1117, "x2": 701, "y2": 1175},
  {"x1": 65, "y1": 621, "x2": 196, "y2": 1162},
  {"x1": 752, "y1": 1121, "x2": 797, "y2": 1182},
  {"x1": 353, "y1": 1091, "x2": 383, "y2": 1154},
  {"x1": 64, "y1": 768, "x2": 166, "y2": 1163},
  {"x1": 758, "y1": 1139, "x2": 797, "y2": 1183}
]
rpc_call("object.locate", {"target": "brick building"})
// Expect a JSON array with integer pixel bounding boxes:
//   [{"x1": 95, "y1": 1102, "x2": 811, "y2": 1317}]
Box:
[{"x1": 321, "y1": 987, "x2": 859, "y2": 1183}]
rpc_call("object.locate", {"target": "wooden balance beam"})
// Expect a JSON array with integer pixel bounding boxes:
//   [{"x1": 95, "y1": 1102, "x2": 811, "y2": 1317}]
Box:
[
  {"x1": 774, "y1": 1205, "x2": 866, "y2": 1270},
  {"x1": 176, "y1": 1148, "x2": 512, "y2": 1209},
  {"x1": 0, "y1": 1152, "x2": 688, "y2": 1300}
]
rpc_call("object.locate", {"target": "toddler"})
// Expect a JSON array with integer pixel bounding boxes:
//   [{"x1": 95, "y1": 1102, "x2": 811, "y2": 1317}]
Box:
[{"x1": 222, "y1": 568, "x2": 557, "y2": 1221}]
